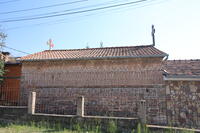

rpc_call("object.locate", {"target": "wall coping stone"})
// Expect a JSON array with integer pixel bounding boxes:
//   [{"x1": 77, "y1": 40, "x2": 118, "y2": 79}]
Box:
[
  {"x1": 0, "y1": 106, "x2": 27, "y2": 109},
  {"x1": 33, "y1": 113, "x2": 138, "y2": 120}
]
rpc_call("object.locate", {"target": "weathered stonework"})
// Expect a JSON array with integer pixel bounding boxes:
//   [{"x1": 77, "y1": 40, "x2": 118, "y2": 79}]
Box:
[
  {"x1": 166, "y1": 81, "x2": 200, "y2": 128},
  {"x1": 20, "y1": 57, "x2": 167, "y2": 125},
  {"x1": 20, "y1": 58, "x2": 164, "y2": 88},
  {"x1": 21, "y1": 87, "x2": 166, "y2": 125}
]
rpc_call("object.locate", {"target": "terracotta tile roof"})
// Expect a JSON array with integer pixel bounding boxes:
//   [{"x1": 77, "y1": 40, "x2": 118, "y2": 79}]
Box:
[
  {"x1": 163, "y1": 60, "x2": 200, "y2": 78},
  {"x1": 20, "y1": 45, "x2": 168, "y2": 61}
]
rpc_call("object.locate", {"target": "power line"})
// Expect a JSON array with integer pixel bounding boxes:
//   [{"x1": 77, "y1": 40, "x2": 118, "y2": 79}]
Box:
[
  {"x1": 0, "y1": 0, "x2": 89, "y2": 15},
  {"x1": 5, "y1": 0, "x2": 168, "y2": 31},
  {"x1": 2, "y1": 0, "x2": 131, "y2": 19},
  {"x1": 6, "y1": 0, "x2": 163, "y2": 31},
  {"x1": 0, "y1": 0, "x2": 150, "y2": 23},
  {"x1": 0, "y1": 0, "x2": 20, "y2": 5},
  {"x1": 2, "y1": 45, "x2": 30, "y2": 54}
]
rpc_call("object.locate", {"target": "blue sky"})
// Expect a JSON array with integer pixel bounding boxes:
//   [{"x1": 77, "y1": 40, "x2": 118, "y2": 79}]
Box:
[{"x1": 0, "y1": 0, "x2": 200, "y2": 59}]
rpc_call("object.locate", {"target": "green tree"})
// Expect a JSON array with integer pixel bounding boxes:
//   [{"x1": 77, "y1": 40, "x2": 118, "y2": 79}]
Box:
[
  {"x1": 0, "y1": 61, "x2": 4, "y2": 76},
  {"x1": 0, "y1": 30, "x2": 7, "y2": 48},
  {"x1": 0, "y1": 29, "x2": 7, "y2": 77}
]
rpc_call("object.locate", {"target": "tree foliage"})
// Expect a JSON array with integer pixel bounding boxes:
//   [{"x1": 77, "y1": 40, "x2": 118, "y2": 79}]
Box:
[
  {"x1": 0, "y1": 30, "x2": 7, "y2": 48},
  {"x1": 0, "y1": 28, "x2": 7, "y2": 77},
  {"x1": 0, "y1": 61, "x2": 4, "y2": 77}
]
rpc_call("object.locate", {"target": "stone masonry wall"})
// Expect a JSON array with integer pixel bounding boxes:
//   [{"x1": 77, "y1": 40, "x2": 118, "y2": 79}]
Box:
[
  {"x1": 20, "y1": 57, "x2": 166, "y2": 125},
  {"x1": 166, "y1": 81, "x2": 200, "y2": 128},
  {"x1": 23, "y1": 86, "x2": 166, "y2": 125}
]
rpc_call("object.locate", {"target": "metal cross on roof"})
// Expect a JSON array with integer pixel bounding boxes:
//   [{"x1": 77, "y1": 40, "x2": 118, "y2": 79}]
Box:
[{"x1": 47, "y1": 39, "x2": 54, "y2": 50}]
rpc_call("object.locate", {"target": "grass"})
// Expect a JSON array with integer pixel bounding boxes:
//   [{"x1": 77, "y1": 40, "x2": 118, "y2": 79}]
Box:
[
  {"x1": 0, "y1": 121, "x2": 196, "y2": 133},
  {"x1": 0, "y1": 124, "x2": 75, "y2": 133},
  {"x1": 0, "y1": 124, "x2": 100, "y2": 133},
  {"x1": 0, "y1": 121, "x2": 100, "y2": 133},
  {"x1": 0, "y1": 124, "x2": 65, "y2": 133}
]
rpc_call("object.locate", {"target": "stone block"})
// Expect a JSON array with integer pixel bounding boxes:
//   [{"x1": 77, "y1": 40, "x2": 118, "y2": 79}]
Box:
[{"x1": 190, "y1": 84, "x2": 197, "y2": 93}]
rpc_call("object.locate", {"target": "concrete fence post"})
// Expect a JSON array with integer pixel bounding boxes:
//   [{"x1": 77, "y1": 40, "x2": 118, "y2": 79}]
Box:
[
  {"x1": 77, "y1": 96, "x2": 84, "y2": 117},
  {"x1": 28, "y1": 91, "x2": 36, "y2": 114},
  {"x1": 138, "y1": 100, "x2": 146, "y2": 124}
]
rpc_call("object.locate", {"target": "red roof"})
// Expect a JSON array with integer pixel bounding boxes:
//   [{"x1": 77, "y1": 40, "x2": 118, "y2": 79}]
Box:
[
  {"x1": 20, "y1": 45, "x2": 167, "y2": 61},
  {"x1": 163, "y1": 60, "x2": 200, "y2": 77}
]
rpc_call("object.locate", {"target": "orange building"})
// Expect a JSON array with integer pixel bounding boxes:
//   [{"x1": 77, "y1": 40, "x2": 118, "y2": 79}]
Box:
[{"x1": 0, "y1": 61, "x2": 21, "y2": 105}]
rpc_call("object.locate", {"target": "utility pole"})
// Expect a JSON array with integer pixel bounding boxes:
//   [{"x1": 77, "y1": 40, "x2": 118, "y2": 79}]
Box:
[{"x1": 151, "y1": 25, "x2": 155, "y2": 46}]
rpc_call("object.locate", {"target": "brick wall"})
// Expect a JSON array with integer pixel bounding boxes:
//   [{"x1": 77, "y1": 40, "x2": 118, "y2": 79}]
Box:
[
  {"x1": 21, "y1": 57, "x2": 164, "y2": 88},
  {"x1": 166, "y1": 81, "x2": 200, "y2": 128}
]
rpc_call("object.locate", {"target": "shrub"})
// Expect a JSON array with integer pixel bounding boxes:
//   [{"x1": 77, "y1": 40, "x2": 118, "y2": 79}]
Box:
[{"x1": 107, "y1": 120, "x2": 117, "y2": 133}]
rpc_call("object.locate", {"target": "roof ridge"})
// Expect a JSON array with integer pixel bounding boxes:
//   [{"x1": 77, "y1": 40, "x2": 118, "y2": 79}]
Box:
[
  {"x1": 44, "y1": 45, "x2": 153, "y2": 52},
  {"x1": 20, "y1": 44, "x2": 167, "y2": 61},
  {"x1": 166, "y1": 59, "x2": 200, "y2": 61}
]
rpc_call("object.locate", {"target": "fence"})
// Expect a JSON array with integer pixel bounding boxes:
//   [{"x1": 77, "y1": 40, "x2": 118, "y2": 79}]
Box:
[
  {"x1": 34, "y1": 89, "x2": 140, "y2": 116},
  {"x1": 0, "y1": 69, "x2": 164, "y2": 108},
  {"x1": 0, "y1": 76, "x2": 22, "y2": 106},
  {"x1": 0, "y1": 69, "x2": 200, "y2": 129},
  {"x1": 28, "y1": 92, "x2": 143, "y2": 120},
  {"x1": 35, "y1": 95, "x2": 77, "y2": 115},
  {"x1": 0, "y1": 86, "x2": 20, "y2": 106},
  {"x1": 30, "y1": 86, "x2": 167, "y2": 126},
  {"x1": 19, "y1": 70, "x2": 166, "y2": 125}
]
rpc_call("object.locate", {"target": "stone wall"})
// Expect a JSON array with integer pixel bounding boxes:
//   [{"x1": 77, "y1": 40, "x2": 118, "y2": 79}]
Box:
[
  {"x1": 19, "y1": 57, "x2": 166, "y2": 125},
  {"x1": 21, "y1": 86, "x2": 166, "y2": 125},
  {"x1": 0, "y1": 106, "x2": 138, "y2": 133},
  {"x1": 0, "y1": 106, "x2": 28, "y2": 123},
  {"x1": 166, "y1": 81, "x2": 200, "y2": 128}
]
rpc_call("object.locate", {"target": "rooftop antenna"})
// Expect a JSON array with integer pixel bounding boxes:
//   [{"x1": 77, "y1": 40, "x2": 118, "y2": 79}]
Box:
[
  {"x1": 100, "y1": 41, "x2": 103, "y2": 48},
  {"x1": 151, "y1": 25, "x2": 155, "y2": 46},
  {"x1": 86, "y1": 42, "x2": 89, "y2": 49}
]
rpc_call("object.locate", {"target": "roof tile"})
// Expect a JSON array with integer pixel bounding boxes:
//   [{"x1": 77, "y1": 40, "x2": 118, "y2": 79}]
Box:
[
  {"x1": 163, "y1": 60, "x2": 200, "y2": 77},
  {"x1": 20, "y1": 45, "x2": 167, "y2": 61}
]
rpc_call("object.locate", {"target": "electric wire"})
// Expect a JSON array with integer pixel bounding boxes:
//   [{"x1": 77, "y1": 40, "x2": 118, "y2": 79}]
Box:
[
  {"x1": 3, "y1": 0, "x2": 133, "y2": 19},
  {"x1": 0, "y1": 0, "x2": 89, "y2": 15},
  {"x1": 0, "y1": 0, "x2": 150, "y2": 23},
  {"x1": 5, "y1": 0, "x2": 167, "y2": 31},
  {"x1": 2, "y1": 45, "x2": 30, "y2": 54},
  {"x1": 0, "y1": 0, "x2": 20, "y2": 5}
]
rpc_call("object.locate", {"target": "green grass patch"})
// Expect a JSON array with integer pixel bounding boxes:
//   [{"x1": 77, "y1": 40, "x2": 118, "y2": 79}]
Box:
[
  {"x1": 0, "y1": 121, "x2": 197, "y2": 133},
  {"x1": 0, "y1": 124, "x2": 99, "y2": 133}
]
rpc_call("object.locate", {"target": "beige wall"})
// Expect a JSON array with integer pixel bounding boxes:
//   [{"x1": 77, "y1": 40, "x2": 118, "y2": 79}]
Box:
[
  {"x1": 22, "y1": 57, "x2": 162, "y2": 72},
  {"x1": 21, "y1": 57, "x2": 164, "y2": 88}
]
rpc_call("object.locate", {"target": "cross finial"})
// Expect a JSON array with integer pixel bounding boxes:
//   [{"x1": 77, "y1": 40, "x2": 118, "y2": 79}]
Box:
[{"x1": 47, "y1": 39, "x2": 54, "y2": 50}]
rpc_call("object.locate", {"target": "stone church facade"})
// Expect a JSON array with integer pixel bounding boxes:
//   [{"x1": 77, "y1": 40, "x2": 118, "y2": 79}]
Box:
[{"x1": 19, "y1": 45, "x2": 200, "y2": 128}]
